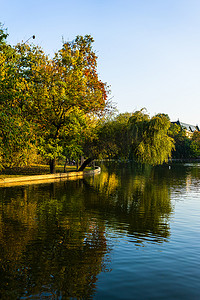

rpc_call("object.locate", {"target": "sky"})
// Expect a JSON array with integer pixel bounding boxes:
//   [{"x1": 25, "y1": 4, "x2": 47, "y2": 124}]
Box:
[{"x1": 1, "y1": 0, "x2": 200, "y2": 125}]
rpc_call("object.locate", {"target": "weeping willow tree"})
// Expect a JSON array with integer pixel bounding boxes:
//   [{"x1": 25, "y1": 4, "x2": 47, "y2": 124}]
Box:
[{"x1": 129, "y1": 109, "x2": 174, "y2": 165}]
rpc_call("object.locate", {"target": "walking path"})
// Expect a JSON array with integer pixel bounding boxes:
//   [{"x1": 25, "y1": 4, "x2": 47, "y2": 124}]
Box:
[{"x1": 0, "y1": 166, "x2": 101, "y2": 187}]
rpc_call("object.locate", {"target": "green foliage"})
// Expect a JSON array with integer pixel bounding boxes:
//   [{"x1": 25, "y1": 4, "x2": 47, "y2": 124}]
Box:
[
  {"x1": 0, "y1": 107, "x2": 34, "y2": 169},
  {"x1": 190, "y1": 131, "x2": 200, "y2": 158},
  {"x1": 83, "y1": 109, "x2": 175, "y2": 166},
  {"x1": 168, "y1": 123, "x2": 192, "y2": 159},
  {"x1": 129, "y1": 109, "x2": 174, "y2": 165},
  {"x1": 96, "y1": 112, "x2": 132, "y2": 159},
  {"x1": 17, "y1": 36, "x2": 109, "y2": 172},
  {"x1": 0, "y1": 24, "x2": 8, "y2": 44},
  {"x1": 0, "y1": 27, "x2": 35, "y2": 170},
  {"x1": 37, "y1": 138, "x2": 64, "y2": 161},
  {"x1": 0, "y1": 27, "x2": 110, "y2": 173}
]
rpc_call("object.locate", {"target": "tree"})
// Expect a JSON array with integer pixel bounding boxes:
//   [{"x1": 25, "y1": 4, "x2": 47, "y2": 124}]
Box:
[
  {"x1": 0, "y1": 25, "x2": 35, "y2": 170},
  {"x1": 14, "y1": 35, "x2": 109, "y2": 173},
  {"x1": 94, "y1": 112, "x2": 132, "y2": 160},
  {"x1": 82, "y1": 110, "x2": 174, "y2": 166},
  {"x1": 168, "y1": 123, "x2": 191, "y2": 159},
  {"x1": 129, "y1": 109, "x2": 174, "y2": 165},
  {"x1": 0, "y1": 29, "x2": 110, "y2": 172},
  {"x1": 190, "y1": 131, "x2": 200, "y2": 158}
]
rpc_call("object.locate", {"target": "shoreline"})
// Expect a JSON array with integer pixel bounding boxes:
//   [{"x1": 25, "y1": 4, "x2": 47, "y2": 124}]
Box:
[{"x1": 0, "y1": 166, "x2": 101, "y2": 187}]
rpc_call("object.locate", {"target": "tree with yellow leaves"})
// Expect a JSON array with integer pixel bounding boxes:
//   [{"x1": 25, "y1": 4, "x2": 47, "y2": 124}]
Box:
[
  {"x1": 0, "y1": 27, "x2": 110, "y2": 173},
  {"x1": 17, "y1": 35, "x2": 109, "y2": 173}
]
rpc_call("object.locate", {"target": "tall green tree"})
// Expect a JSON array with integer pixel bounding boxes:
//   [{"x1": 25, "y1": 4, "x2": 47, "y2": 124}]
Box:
[
  {"x1": 14, "y1": 35, "x2": 109, "y2": 173},
  {"x1": 168, "y1": 123, "x2": 192, "y2": 159},
  {"x1": 190, "y1": 131, "x2": 200, "y2": 158},
  {"x1": 129, "y1": 109, "x2": 174, "y2": 165},
  {"x1": 94, "y1": 112, "x2": 132, "y2": 160}
]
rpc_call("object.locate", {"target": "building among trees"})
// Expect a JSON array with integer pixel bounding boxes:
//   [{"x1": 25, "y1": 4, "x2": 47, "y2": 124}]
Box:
[{"x1": 172, "y1": 120, "x2": 200, "y2": 138}]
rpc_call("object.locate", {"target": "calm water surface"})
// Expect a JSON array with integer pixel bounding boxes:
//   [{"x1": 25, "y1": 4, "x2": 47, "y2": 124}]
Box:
[{"x1": 0, "y1": 162, "x2": 200, "y2": 299}]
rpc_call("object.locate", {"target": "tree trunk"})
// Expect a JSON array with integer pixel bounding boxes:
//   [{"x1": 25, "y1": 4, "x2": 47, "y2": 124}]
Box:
[
  {"x1": 64, "y1": 157, "x2": 68, "y2": 173},
  {"x1": 76, "y1": 158, "x2": 79, "y2": 170},
  {"x1": 50, "y1": 158, "x2": 56, "y2": 174},
  {"x1": 78, "y1": 157, "x2": 94, "y2": 171},
  {"x1": 81, "y1": 156, "x2": 85, "y2": 165}
]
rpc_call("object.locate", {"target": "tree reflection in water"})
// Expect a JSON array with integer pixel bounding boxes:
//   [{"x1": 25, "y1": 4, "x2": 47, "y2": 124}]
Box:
[
  {"x1": 0, "y1": 182, "x2": 110, "y2": 299},
  {"x1": 0, "y1": 161, "x2": 196, "y2": 298},
  {"x1": 84, "y1": 162, "x2": 173, "y2": 244}
]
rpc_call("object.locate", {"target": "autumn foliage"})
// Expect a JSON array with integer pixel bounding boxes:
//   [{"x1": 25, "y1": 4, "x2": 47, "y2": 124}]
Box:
[{"x1": 0, "y1": 25, "x2": 110, "y2": 172}]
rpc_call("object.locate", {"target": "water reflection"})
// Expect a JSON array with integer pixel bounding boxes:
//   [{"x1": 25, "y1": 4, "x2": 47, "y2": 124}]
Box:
[
  {"x1": 84, "y1": 162, "x2": 173, "y2": 244},
  {"x1": 0, "y1": 183, "x2": 109, "y2": 299},
  {"x1": 0, "y1": 162, "x2": 199, "y2": 298}
]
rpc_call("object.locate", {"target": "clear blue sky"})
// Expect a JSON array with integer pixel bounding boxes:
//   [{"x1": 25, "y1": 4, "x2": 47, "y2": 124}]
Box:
[{"x1": 1, "y1": 0, "x2": 200, "y2": 125}]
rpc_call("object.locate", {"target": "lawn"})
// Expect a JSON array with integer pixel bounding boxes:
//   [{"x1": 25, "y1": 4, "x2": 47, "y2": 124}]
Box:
[{"x1": 0, "y1": 164, "x2": 81, "y2": 179}]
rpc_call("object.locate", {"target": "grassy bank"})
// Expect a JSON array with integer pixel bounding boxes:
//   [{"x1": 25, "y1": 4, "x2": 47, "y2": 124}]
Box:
[{"x1": 0, "y1": 164, "x2": 89, "y2": 179}]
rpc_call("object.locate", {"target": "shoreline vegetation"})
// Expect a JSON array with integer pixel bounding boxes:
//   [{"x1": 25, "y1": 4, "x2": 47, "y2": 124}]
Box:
[
  {"x1": 0, "y1": 158, "x2": 200, "y2": 188},
  {"x1": 1, "y1": 157, "x2": 200, "y2": 177},
  {"x1": 1, "y1": 25, "x2": 200, "y2": 175}
]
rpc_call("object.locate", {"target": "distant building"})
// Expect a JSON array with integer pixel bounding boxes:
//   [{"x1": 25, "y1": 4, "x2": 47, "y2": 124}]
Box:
[{"x1": 172, "y1": 120, "x2": 200, "y2": 138}]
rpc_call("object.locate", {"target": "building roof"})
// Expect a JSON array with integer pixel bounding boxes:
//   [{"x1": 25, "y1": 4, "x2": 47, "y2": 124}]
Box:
[{"x1": 172, "y1": 120, "x2": 200, "y2": 132}]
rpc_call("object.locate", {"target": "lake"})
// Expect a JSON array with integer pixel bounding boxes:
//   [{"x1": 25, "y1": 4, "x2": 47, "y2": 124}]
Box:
[{"x1": 0, "y1": 161, "x2": 200, "y2": 299}]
